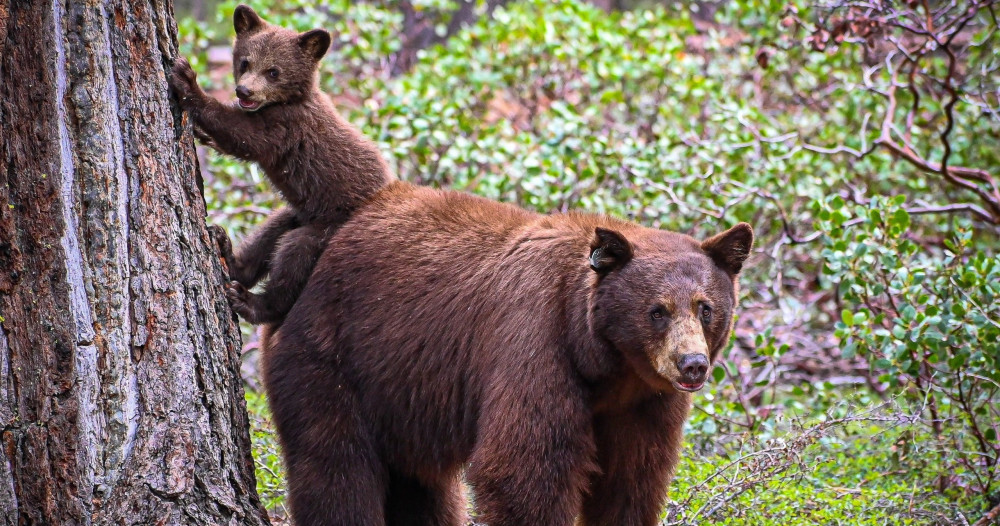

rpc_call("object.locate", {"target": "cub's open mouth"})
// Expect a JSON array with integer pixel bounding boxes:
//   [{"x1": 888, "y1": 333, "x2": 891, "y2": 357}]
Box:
[
  {"x1": 674, "y1": 381, "x2": 705, "y2": 392},
  {"x1": 238, "y1": 98, "x2": 261, "y2": 111}
]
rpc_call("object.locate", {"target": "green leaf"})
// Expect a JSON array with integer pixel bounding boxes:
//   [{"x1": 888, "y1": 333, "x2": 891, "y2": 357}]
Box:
[
  {"x1": 712, "y1": 364, "x2": 725, "y2": 383},
  {"x1": 842, "y1": 341, "x2": 857, "y2": 359}
]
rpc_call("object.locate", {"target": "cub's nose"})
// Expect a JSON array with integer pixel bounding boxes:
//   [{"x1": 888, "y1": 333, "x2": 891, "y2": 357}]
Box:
[
  {"x1": 235, "y1": 85, "x2": 252, "y2": 99},
  {"x1": 677, "y1": 354, "x2": 709, "y2": 385}
]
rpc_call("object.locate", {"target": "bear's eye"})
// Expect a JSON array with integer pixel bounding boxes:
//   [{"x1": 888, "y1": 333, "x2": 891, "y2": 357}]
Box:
[
  {"x1": 239, "y1": 58, "x2": 249, "y2": 74},
  {"x1": 700, "y1": 303, "x2": 713, "y2": 325},
  {"x1": 650, "y1": 306, "x2": 668, "y2": 322},
  {"x1": 267, "y1": 68, "x2": 280, "y2": 79}
]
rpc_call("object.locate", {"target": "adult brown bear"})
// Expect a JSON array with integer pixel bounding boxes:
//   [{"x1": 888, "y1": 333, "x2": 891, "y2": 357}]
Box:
[{"x1": 263, "y1": 181, "x2": 753, "y2": 526}]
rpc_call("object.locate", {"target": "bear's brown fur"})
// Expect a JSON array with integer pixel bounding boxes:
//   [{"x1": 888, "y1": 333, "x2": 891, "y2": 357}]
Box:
[
  {"x1": 263, "y1": 181, "x2": 753, "y2": 525},
  {"x1": 169, "y1": 5, "x2": 394, "y2": 324}
]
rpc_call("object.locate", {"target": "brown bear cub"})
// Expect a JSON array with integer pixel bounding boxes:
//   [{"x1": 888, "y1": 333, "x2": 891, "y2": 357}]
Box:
[
  {"x1": 264, "y1": 181, "x2": 753, "y2": 526},
  {"x1": 169, "y1": 5, "x2": 394, "y2": 324}
]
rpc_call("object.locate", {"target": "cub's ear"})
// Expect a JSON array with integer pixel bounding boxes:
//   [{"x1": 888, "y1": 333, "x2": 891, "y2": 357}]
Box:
[
  {"x1": 701, "y1": 222, "x2": 754, "y2": 275},
  {"x1": 234, "y1": 5, "x2": 265, "y2": 35},
  {"x1": 298, "y1": 29, "x2": 332, "y2": 61},
  {"x1": 590, "y1": 227, "x2": 633, "y2": 274}
]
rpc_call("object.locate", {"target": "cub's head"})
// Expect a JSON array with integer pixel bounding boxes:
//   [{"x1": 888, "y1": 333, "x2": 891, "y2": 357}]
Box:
[
  {"x1": 229, "y1": 5, "x2": 331, "y2": 111},
  {"x1": 589, "y1": 222, "x2": 753, "y2": 393}
]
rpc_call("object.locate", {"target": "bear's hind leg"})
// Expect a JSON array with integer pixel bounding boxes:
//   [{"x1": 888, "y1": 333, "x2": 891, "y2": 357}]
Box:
[
  {"x1": 265, "y1": 346, "x2": 387, "y2": 526},
  {"x1": 385, "y1": 470, "x2": 466, "y2": 526}
]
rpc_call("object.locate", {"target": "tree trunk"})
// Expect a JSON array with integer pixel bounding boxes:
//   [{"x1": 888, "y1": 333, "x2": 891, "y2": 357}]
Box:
[{"x1": 0, "y1": 1, "x2": 268, "y2": 524}]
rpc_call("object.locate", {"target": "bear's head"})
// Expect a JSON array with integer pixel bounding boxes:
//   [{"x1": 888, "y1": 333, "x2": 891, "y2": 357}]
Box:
[
  {"x1": 228, "y1": 5, "x2": 331, "y2": 112},
  {"x1": 589, "y1": 223, "x2": 753, "y2": 393}
]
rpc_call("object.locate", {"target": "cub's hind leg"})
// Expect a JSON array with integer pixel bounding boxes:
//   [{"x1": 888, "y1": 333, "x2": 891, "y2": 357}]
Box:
[
  {"x1": 211, "y1": 206, "x2": 300, "y2": 287},
  {"x1": 226, "y1": 222, "x2": 328, "y2": 324}
]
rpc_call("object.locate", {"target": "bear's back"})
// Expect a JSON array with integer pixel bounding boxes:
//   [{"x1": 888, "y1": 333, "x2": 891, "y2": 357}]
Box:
[{"x1": 298, "y1": 182, "x2": 578, "y2": 359}]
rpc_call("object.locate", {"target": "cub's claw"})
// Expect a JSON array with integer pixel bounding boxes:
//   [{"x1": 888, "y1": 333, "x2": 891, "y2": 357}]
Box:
[
  {"x1": 225, "y1": 279, "x2": 247, "y2": 298},
  {"x1": 169, "y1": 57, "x2": 200, "y2": 102},
  {"x1": 224, "y1": 280, "x2": 252, "y2": 314},
  {"x1": 224, "y1": 281, "x2": 269, "y2": 324},
  {"x1": 208, "y1": 224, "x2": 233, "y2": 256},
  {"x1": 173, "y1": 57, "x2": 197, "y2": 83}
]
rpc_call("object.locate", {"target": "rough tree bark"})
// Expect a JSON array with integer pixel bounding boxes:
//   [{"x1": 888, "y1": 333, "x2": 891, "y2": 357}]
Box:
[{"x1": 0, "y1": 1, "x2": 268, "y2": 524}]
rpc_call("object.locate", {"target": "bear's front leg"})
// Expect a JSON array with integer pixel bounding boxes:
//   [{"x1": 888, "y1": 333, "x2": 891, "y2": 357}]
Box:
[
  {"x1": 169, "y1": 57, "x2": 283, "y2": 161},
  {"x1": 467, "y1": 368, "x2": 597, "y2": 526},
  {"x1": 580, "y1": 394, "x2": 690, "y2": 526}
]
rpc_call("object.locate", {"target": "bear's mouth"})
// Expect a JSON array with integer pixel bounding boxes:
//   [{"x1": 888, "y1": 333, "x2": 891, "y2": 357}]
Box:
[
  {"x1": 673, "y1": 380, "x2": 705, "y2": 392},
  {"x1": 238, "y1": 98, "x2": 262, "y2": 111}
]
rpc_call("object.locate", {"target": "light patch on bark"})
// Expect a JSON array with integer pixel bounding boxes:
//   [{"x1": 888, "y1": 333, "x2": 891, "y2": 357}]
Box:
[
  {"x1": 73, "y1": 342, "x2": 100, "y2": 518},
  {"x1": 52, "y1": 0, "x2": 95, "y2": 347},
  {"x1": 0, "y1": 327, "x2": 17, "y2": 524},
  {"x1": 53, "y1": 1, "x2": 96, "y2": 521},
  {"x1": 52, "y1": 0, "x2": 100, "y2": 524},
  {"x1": 94, "y1": 0, "x2": 139, "y2": 497}
]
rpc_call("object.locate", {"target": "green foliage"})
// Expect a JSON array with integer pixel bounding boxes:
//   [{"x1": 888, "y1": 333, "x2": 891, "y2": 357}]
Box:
[
  {"x1": 675, "y1": 398, "x2": 980, "y2": 525},
  {"x1": 246, "y1": 390, "x2": 287, "y2": 515},
  {"x1": 820, "y1": 193, "x2": 1000, "y2": 495}
]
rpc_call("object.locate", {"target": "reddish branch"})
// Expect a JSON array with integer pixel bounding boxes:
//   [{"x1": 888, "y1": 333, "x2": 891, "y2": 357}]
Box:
[
  {"x1": 876, "y1": 73, "x2": 1000, "y2": 223},
  {"x1": 813, "y1": 0, "x2": 1000, "y2": 224},
  {"x1": 973, "y1": 502, "x2": 1000, "y2": 526}
]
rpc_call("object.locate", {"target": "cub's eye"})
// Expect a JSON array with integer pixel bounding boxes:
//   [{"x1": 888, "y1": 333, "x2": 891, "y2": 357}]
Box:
[
  {"x1": 699, "y1": 303, "x2": 713, "y2": 325},
  {"x1": 267, "y1": 68, "x2": 280, "y2": 79},
  {"x1": 239, "y1": 58, "x2": 249, "y2": 73},
  {"x1": 650, "y1": 306, "x2": 668, "y2": 322}
]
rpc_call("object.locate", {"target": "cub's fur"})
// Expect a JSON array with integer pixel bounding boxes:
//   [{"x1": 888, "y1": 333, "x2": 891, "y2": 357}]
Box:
[
  {"x1": 264, "y1": 181, "x2": 754, "y2": 525},
  {"x1": 169, "y1": 5, "x2": 393, "y2": 324}
]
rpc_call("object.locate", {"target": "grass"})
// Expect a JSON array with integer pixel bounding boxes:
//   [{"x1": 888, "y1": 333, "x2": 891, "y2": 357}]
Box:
[{"x1": 244, "y1": 387, "x2": 988, "y2": 525}]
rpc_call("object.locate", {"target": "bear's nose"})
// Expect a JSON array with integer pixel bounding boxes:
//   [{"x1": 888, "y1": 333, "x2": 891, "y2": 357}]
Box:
[
  {"x1": 235, "y1": 85, "x2": 253, "y2": 99},
  {"x1": 676, "y1": 354, "x2": 709, "y2": 384}
]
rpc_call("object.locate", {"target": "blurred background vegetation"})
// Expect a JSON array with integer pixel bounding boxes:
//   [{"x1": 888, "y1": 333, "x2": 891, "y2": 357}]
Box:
[{"x1": 174, "y1": 0, "x2": 1000, "y2": 524}]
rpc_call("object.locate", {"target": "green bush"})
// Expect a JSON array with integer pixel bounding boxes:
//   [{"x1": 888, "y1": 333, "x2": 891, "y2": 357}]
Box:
[{"x1": 822, "y1": 193, "x2": 1000, "y2": 496}]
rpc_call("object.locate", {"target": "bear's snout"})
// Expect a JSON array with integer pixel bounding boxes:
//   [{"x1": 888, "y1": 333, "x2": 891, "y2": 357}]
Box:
[{"x1": 675, "y1": 353, "x2": 709, "y2": 390}]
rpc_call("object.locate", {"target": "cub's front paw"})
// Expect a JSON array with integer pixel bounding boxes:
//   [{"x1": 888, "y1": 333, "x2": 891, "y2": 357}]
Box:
[
  {"x1": 169, "y1": 57, "x2": 201, "y2": 103},
  {"x1": 208, "y1": 224, "x2": 233, "y2": 258},
  {"x1": 224, "y1": 280, "x2": 255, "y2": 318}
]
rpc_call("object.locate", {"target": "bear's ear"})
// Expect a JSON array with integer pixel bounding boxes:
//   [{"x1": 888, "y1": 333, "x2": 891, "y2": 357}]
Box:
[
  {"x1": 234, "y1": 5, "x2": 265, "y2": 35},
  {"x1": 701, "y1": 222, "x2": 754, "y2": 275},
  {"x1": 298, "y1": 29, "x2": 332, "y2": 61},
  {"x1": 590, "y1": 227, "x2": 633, "y2": 274}
]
